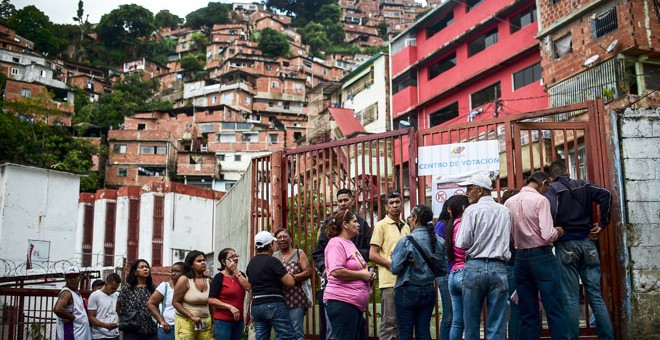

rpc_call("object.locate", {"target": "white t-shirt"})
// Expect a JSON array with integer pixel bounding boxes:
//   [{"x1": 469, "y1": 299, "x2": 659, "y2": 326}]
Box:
[
  {"x1": 156, "y1": 281, "x2": 176, "y2": 326},
  {"x1": 87, "y1": 289, "x2": 119, "y2": 339}
]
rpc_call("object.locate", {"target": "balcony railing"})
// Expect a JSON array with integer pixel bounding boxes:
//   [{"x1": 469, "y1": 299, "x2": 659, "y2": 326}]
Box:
[{"x1": 549, "y1": 58, "x2": 627, "y2": 107}]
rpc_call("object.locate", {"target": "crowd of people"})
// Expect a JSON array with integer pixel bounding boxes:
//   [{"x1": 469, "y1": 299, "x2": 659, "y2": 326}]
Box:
[{"x1": 53, "y1": 161, "x2": 613, "y2": 340}]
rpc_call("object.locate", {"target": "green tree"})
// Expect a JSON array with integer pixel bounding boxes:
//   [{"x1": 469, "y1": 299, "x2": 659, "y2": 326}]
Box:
[
  {"x1": 258, "y1": 28, "x2": 290, "y2": 58},
  {"x1": 155, "y1": 9, "x2": 182, "y2": 29},
  {"x1": 0, "y1": 112, "x2": 102, "y2": 191},
  {"x1": 190, "y1": 32, "x2": 209, "y2": 53},
  {"x1": 266, "y1": 0, "x2": 335, "y2": 26},
  {"x1": 298, "y1": 22, "x2": 330, "y2": 58},
  {"x1": 96, "y1": 4, "x2": 155, "y2": 58},
  {"x1": 317, "y1": 3, "x2": 342, "y2": 24},
  {"x1": 377, "y1": 22, "x2": 389, "y2": 39},
  {"x1": 0, "y1": 0, "x2": 16, "y2": 22},
  {"x1": 7, "y1": 5, "x2": 65, "y2": 55},
  {"x1": 75, "y1": 72, "x2": 167, "y2": 128},
  {"x1": 180, "y1": 54, "x2": 205, "y2": 72},
  {"x1": 185, "y1": 3, "x2": 230, "y2": 29},
  {"x1": 72, "y1": 0, "x2": 91, "y2": 63}
]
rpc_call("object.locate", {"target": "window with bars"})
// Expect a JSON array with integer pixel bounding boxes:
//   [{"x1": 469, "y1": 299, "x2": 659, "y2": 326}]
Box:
[
  {"x1": 127, "y1": 199, "x2": 140, "y2": 264},
  {"x1": 82, "y1": 204, "x2": 94, "y2": 267},
  {"x1": 104, "y1": 202, "x2": 116, "y2": 266},
  {"x1": 152, "y1": 196, "x2": 164, "y2": 267},
  {"x1": 592, "y1": 6, "x2": 618, "y2": 39},
  {"x1": 113, "y1": 144, "x2": 127, "y2": 154}
]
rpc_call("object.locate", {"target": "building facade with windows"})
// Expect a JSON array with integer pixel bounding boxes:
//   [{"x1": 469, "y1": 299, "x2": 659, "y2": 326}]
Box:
[
  {"x1": 537, "y1": 0, "x2": 660, "y2": 108},
  {"x1": 389, "y1": 0, "x2": 547, "y2": 129}
]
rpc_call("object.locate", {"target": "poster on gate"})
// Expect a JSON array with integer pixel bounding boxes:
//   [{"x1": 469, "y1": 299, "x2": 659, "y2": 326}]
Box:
[
  {"x1": 418, "y1": 140, "x2": 500, "y2": 177},
  {"x1": 431, "y1": 171, "x2": 492, "y2": 217}
]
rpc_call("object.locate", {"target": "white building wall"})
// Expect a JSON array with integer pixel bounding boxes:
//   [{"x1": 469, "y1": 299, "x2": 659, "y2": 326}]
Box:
[
  {"x1": 139, "y1": 194, "x2": 155, "y2": 262},
  {"x1": 114, "y1": 197, "x2": 130, "y2": 263},
  {"x1": 0, "y1": 164, "x2": 81, "y2": 275},
  {"x1": 91, "y1": 199, "x2": 108, "y2": 266},
  {"x1": 169, "y1": 192, "x2": 215, "y2": 258},
  {"x1": 343, "y1": 54, "x2": 389, "y2": 134}
]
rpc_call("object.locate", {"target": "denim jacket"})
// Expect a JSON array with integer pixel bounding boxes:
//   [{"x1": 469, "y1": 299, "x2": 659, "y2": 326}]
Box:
[{"x1": 390, "y1": 227, "x2": 448, "y2": 288}]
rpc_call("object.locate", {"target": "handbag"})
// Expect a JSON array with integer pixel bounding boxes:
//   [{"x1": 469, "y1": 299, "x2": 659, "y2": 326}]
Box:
[{"x1": 118, "y1": 310, "x2": 139, "y2": 332}]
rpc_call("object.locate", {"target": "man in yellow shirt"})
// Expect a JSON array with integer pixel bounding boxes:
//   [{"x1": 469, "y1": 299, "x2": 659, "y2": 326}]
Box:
[{"x1": 369, "y1": 192, "x2": 410, "y2": 340}]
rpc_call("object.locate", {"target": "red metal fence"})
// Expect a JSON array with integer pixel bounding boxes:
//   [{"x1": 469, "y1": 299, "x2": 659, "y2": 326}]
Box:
[{"x1": 251, "y1": 100, "x2": 623, "y2": 339}]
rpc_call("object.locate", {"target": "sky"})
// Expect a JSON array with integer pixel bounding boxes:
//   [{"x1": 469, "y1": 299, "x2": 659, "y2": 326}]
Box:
[{"x1": 12, "y1": 0, "x2": 220, "y2": 24}]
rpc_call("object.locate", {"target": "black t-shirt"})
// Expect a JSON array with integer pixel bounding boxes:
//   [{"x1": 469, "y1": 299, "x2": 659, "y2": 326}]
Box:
[{"x1": 246, "y1": 254, "x2": 288, "y2": 305}]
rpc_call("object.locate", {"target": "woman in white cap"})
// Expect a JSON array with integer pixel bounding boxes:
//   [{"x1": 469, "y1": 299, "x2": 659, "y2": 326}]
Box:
[
  {"x1": 246, "y1": 230, "x2": 296, "y2": 340},
  {"x1": 54, "y1": 266, "x2": 92, "y2": 340}
]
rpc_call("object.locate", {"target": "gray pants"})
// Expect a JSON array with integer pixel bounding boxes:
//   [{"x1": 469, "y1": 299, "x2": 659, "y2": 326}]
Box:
[{"x1": 379, "y1": 287, "x2": 398, "y2": 340}]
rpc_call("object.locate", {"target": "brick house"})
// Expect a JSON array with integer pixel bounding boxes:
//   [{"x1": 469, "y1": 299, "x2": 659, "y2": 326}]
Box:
[
  {"x1": 0, "y1": 23, "x2": 34, "y2": 52},
  {"x1": 537, "y1": 0, "x2": 660, "y2": 109}
]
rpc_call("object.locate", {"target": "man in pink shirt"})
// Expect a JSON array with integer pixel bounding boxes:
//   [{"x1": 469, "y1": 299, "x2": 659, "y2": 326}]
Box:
[{"x1": 504, "y1": 171, "x2": 568, "y2": 340}]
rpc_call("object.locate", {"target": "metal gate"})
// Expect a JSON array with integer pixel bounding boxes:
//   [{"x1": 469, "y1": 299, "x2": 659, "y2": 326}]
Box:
[{"x1": 251, "y1": 100, "x2": 623, "y2": 339}]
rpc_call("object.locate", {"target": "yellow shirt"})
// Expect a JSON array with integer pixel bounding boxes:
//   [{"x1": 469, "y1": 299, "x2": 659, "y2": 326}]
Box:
[{"x1": 370, "y1": 215, "x2": 410, "y2": 288}]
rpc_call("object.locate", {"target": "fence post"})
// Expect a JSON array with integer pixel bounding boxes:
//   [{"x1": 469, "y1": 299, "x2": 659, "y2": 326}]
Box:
[{"x1": 270, "y1": 151, "x2": 284, "y2": 231}]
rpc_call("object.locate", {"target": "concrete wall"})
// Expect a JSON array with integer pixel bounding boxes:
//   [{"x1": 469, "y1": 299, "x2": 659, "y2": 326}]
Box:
[
  {"x1": 0, "y1": 164, "x2": 81, "y2": 275},
  {"x1": 619, "y1": 108, "x2": 660, "y2": 338},
  {"x1": 214, "y1": 161, "x2": 253, "y2": 273}
]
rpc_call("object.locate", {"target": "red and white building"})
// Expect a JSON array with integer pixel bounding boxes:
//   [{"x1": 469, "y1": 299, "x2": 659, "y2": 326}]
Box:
[{"x1": 389, "y1": 0, "x2": 547, "y2": 129}]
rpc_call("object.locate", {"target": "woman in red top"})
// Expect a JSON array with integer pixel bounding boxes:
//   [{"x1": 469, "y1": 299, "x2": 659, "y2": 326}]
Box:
[{"x1": 209, "y1": 248, "x2": 251, "y2": 340}]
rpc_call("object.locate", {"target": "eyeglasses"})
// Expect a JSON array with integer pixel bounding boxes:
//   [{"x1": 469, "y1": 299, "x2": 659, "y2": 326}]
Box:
[
  {"x1": 276, "y1": 235, "x2": 290, "y2": 240},
  {"x1": 228, "y1": 255, "x2": 240, "y2": 260}
]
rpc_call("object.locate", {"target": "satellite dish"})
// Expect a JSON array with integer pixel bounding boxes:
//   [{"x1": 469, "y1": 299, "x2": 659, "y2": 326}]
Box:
[
  {"x1": 606, "y1": 40, "x2": 618, "y2": 53},
  {"x1": 583, "y1": 54, "x2": 600, "y2": 67}
]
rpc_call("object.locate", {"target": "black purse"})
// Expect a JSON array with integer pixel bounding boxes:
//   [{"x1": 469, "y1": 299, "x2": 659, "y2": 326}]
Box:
[{"x1": 118, "y1": 310, "x2": 139, "y2": 332}]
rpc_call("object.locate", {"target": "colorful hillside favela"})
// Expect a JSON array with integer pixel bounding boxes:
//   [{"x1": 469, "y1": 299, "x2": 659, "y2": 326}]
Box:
[{"x1": 0, "y1": 0, "x2": 659, "y2": 339}]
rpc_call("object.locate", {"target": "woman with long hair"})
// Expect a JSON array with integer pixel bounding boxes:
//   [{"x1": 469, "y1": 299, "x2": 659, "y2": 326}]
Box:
[
  {"x1": 434, "y1": 199, "x2": 453, "y2": 340},
  {"x1": 147, "y1": 262, "x2": 185, "y2": 340},
  {"x1": 323, "y1": 210, "x2": 375, "y2": 340},
  {"x1": 172, "y1": 250, "x2": 213, "y2": 340},
  {"x1": 117, "y1": 259, "x2": 158, "y2": 340},
  {"x1": 272, "y1": 228, "x2": 313, "y2": 340},
  {"x1": 445, "y1": 195, "x2": 470, "y2": 340},
  {"x1": 390, "y1": 205, "x2": 448, "y2": 340},
  {"x1": 208, "y1": 248, "x2": 251, "y2": 340}
]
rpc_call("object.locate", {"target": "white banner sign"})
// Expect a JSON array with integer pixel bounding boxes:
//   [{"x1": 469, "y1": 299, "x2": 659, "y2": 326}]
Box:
[{"x1": 418, "y1": 140, "x2": 500, "y2": 176}]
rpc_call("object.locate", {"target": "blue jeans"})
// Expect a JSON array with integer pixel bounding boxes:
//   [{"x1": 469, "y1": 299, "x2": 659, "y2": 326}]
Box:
[
  {"x1": 507, "y1": 264, "x2": 520, "y2": 340},
  {"x1": 251, "y1": 301, "x2": 297, "y2": 340},
  {"x1": 437, "y1": 275, "x2": 452, "y2": 340},
  {"x1": 325, "y1": 300, "x2": 366, "y2": 340},
  {"x1": 463, "y1": 259, "x2": 509, "y2": 340},
  {"x1": 213, "y1": 319, "x2": 243, "y2": 340},
  {"x1": 394, "y1": 283, "x2": 436, "y2": 340},
  {"x1": 555, "y1": 239, "x2": 614, "y2": 340},
  {"x1": 515, "y1": 247, "x2": 567, "y2": 340},
  {"x1": 157, "y1": 325, "x2": 175, "y2": 340},
  {"x1": 282, "y1": 307, "x2": 305, "y2": 340},
  {"x1": 448, "y1": 269, "x2": 464, "y2": 340}
]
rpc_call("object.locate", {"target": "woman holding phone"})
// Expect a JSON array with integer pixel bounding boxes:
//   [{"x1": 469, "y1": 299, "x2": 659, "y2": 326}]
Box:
[
  {"x1": 209, "y1": 248, "x2": 251, "y2": 340},
  {"x1": 172, "y1": 250, "x2": 213, "y2": 340}
]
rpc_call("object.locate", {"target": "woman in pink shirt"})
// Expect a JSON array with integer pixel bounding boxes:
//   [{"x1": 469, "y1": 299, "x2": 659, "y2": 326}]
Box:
[
  {"x1": 323, "y1": 210, "x2": 376, "y2": 340},
  {"x1": 445, "y1": 195, "x2": 470, "y2": 340}
]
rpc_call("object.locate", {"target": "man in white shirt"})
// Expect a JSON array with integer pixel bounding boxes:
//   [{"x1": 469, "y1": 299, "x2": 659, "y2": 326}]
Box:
[
  {"x1": 87, "y1": 273, "x2": 121, "y2": 340},
  {"x1": 455, "y1": 174, "x2": 511, "y2": 340}
]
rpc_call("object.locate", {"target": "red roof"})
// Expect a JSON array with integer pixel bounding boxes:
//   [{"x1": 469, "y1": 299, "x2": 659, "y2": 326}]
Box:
[{"x1": 328, "y1": 108, "x2": 365, "y2": 137}]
